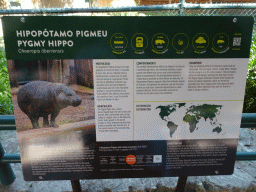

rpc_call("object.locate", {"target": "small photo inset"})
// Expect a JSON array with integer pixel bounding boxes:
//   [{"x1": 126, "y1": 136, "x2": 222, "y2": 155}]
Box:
[{"x1": 7, "y1": 59, "x2": 95, "y2": 132}]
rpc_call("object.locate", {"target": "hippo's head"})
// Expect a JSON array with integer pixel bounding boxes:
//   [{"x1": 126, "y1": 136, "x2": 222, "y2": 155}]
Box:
[{"x1": 54, "y1": 84, "x2": 82, "y2": 109}]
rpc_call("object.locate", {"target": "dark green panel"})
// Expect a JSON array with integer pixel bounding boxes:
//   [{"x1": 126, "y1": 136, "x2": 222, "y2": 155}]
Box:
[{"x1": 2, "y1": 16, "x2": 254, "y2": 60}]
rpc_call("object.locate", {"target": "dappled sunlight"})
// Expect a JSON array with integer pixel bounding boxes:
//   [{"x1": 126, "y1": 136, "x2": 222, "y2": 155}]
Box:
[{"x1": 111, "y1": 0, "x2": 136, "y2": 7}]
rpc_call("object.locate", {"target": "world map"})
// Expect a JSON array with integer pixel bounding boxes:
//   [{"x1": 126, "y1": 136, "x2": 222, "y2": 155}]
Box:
[{"x1": 156, "y1": 103, "x2": 223, "y2": 137}]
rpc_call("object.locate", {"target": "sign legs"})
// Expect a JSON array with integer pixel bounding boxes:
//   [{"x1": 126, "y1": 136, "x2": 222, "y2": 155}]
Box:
[
  {"x1": 175, "y1": 176, "x2": 188, "y2": 192},
  {"x1": 71, "y1": 180, "x2": 82, "y2": 192}
]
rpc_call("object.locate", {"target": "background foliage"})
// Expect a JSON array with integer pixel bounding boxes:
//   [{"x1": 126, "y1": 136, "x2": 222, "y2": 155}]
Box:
[
  {"x1": 0, "y1": 50, "x2": 13, "y2": 115},
  {"x1": 32, "y1": 0, "x2": 73, "y2": 8},
  {"x1": 0, "y1": 0, "x2": 6, "y2": 9},
  {"x1": 243, "y1": 25, "x2": 256, "y2": 113}
]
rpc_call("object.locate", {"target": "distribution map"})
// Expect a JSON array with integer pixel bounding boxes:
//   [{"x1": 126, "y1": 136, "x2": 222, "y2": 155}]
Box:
[{"x1": 156, "y1": 103, "x2": 223, "y2": 137}]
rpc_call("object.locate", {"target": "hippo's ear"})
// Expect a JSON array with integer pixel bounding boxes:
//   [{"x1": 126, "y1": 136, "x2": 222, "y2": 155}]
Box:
[
  {"x1": 54, "y1": 85, "x2": 65, "y2": 96},
  {"x1": 57, "y1": 90, "x2": 64, "y2": 95}
]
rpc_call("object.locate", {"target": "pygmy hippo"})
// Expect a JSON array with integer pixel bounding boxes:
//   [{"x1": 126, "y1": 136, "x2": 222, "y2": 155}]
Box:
[{"x1": 17, "y1": 81, "x2": 82, "y2": 128}]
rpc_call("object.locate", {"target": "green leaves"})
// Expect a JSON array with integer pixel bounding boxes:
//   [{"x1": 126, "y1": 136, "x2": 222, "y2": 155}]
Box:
[
  {"x1": 0, "y1": 50, "x2": 13, "y2": 115},
  {"x1": 243, "y1": 25, "x2": 256, "y2": 113}
]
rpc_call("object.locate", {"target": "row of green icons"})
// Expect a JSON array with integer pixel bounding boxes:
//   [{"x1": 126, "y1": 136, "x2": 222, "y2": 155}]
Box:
[{"x1": 110, "y1": 33, "x2": 230, "y2": 53}]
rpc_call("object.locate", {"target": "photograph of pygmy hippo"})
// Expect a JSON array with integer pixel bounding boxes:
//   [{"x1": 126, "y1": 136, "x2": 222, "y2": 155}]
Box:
[
  {"x1": 18, "y1": 81, "x2": 82, "y2": 128},
  {"x1": 7, "y1": 59, "x2": 95, "y2": 132}
]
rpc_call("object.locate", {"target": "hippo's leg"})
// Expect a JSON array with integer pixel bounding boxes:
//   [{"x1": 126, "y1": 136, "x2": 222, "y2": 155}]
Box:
[
  {"x1": 50, "y1": 110, "x2": 60, "y2": 127},
  {"x1": 27, "y1": 105, "x2": 40, "y2": 128},
  {"x1": 29, "y1": 116, "x2": 39, "y2": 128},
  {"x1": 43, "y1": 115, "x2": 50, "y2": 127},
  {"x1": 35, "y1": 116, "x2": 40, "y2": 128}
]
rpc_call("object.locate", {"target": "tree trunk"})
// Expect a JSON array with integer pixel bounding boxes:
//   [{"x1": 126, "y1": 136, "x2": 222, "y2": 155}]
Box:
[
  {"x1": 75, "y1": 59, "x2": 94, "y2": 88},
  {"x1": 38, "y1": 60, "x2": 48, "y2": 81},
  {"x1": 62, "y1": 59, "x2": 72, "y2": 85},
  {"x1": 47, "y1": 59, "x2": 62, "y2": 83}
]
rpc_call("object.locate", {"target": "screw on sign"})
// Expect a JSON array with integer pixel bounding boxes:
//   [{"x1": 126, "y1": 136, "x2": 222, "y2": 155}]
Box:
[{"x1": 126, "y1": 155, "x2": 136, "y2": 165}]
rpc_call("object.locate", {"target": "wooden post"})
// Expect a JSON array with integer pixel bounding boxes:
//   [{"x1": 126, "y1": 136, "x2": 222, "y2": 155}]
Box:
[
  {"x1": 71, "y1": 180, "x2": 82, "y2": 192},
  {"x1": 175, "y1": 176, "x2": 187, "y2": 192}
]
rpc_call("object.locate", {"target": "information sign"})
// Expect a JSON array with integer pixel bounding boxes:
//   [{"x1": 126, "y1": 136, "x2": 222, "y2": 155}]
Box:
[{"x1": 2, "y1": 16, "x2": 254, "y2": 181}]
